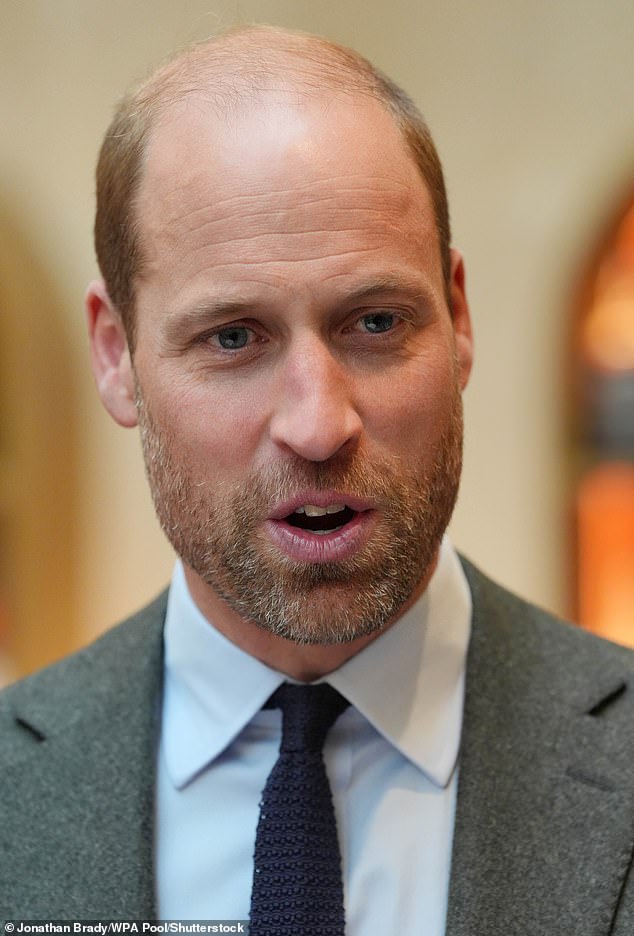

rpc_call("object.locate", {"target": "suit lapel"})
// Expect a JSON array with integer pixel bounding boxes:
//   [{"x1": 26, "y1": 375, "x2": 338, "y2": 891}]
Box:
[
  {"x1": 2, "y1": 593, "x2": 167, "y2": 919},
  {"x1": 446, "y1": 561, "x2": 634, "y2": 936}
]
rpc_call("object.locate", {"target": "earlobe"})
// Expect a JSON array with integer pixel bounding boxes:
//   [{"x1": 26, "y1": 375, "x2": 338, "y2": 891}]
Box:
[
  {"x1": 448, "y1": 249, "x2": 474, "y2": 391},
  {"x1": 85, "y1": 281, "x2": 138, "y2": 428}
]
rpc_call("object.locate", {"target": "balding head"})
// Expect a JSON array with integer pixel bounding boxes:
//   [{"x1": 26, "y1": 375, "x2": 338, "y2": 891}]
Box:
[{"x1": 94, "y1": 24, "x2": 451, "y2": 348}]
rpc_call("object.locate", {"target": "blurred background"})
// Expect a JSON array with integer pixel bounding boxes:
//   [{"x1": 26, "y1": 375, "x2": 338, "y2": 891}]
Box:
[{"x1": 1, "y1": 0, "x2": 633, "y2": 682}]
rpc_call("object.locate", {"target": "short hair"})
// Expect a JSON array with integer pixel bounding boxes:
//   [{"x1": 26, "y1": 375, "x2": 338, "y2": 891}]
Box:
[{"x1": 94, "y1": 24, "x2": 451, "y2": 349}]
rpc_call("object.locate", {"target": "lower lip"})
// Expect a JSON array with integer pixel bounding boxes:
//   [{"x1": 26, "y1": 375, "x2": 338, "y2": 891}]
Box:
[{"x1": 264, "y1": 511, "x2": 376, "y2": 563}]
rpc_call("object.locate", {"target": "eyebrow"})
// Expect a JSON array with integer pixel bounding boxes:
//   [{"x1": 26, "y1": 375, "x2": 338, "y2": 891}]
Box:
[
  {"x1": 165, "y1": 273, "x2": 431, "y2": 338},
  {"x1": 342, "y1": 275, "x2": 430, "y2": 303},
  {"x1": 164, "y1": 300, "x2": 256, "y2": 341}
]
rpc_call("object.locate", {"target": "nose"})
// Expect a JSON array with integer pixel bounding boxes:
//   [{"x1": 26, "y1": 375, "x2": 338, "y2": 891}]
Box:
[{"x1": 269, "y1": 338, "x2": 363, "y2": 462}]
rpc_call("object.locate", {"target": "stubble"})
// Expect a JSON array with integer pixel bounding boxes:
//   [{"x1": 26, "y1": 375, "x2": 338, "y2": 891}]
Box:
[{"x1": 136, "y1": 385, "x2": 463, "y2": 645}]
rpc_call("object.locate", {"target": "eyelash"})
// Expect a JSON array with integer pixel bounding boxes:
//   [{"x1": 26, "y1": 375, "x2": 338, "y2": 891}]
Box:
[
  {"x1": 352, "y1": 311, "x2": 399, "y2": 334},
  {"x1": 200, "y1": 310, "x2": 408, "y2": 355},
  {"x1": 206, "y1": 325, "x2": 258, "y2": 351}
]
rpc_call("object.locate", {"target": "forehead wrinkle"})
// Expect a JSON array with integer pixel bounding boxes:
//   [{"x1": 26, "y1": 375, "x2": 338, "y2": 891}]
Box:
[
  {"x1": 140, "y1": 205, "x2": 440, "y2": 292},
  {"x1": 141, "y1": 222, "x2": 416, "y2": 279},
  {"x1": 179, "y1": 213, "x2": 416, "y2": 249},
  {"x1": 143, "y1": 167, "x2": 422, "y2": 229},
  {"x1": 134, "y1": 87, "x2": 445, "y2": 303},
  {"x1": 142, "y1": 185, "x2": 430, "y2": 270},
  {"x1": 169, "y1": 245, "x2": 393, "y2": 277},
  {"x1": 138, "y1": 94, "x2": 429, "y2": 230}
]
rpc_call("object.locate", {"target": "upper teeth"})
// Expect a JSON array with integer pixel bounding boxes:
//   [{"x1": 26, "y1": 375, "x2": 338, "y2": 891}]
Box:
[{"x1": 295, "y1": 503, "x2": 346, "y2": 517}]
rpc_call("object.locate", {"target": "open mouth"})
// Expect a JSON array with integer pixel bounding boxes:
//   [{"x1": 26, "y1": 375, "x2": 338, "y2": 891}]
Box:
[
  {"x1": 284, "y1": 504, "x2": 357, "y2": 535},
  {"x1": 266, "y1": 496, "x2": 374, "y2": 562}
]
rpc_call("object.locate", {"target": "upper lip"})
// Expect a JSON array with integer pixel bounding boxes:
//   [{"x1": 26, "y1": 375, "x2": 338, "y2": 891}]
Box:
[{"x1": 267, "y1": 490, "x2": 377, "y2": 521}]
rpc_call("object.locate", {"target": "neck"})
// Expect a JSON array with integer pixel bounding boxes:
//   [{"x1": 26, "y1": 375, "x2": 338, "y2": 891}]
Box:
[{"x1": 182, "y1": 557, "x2": 437, "y2": 682}]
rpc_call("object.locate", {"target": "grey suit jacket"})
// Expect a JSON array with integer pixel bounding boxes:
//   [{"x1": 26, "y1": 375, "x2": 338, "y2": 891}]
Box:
[{"x1": 1, "y1": 559, "x2": 633, "y2": 932}]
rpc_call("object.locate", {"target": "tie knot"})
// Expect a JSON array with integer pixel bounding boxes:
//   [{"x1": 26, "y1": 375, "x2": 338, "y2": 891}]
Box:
[{"x1": 267, "y1": 683, "x2": 349, "y2": 753}]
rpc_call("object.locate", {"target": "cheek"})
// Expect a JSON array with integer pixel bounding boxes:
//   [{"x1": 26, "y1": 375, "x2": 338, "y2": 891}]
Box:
[
  {"x1": 150, "y1": 376, "x2": 270, "y2": 476},
  {"x1": 363, "y1": 354, "x2": 459, "y2": 454}
]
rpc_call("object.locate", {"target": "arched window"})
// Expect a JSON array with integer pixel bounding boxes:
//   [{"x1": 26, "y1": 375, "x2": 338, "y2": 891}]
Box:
[{"x1": 573, "y1": 191, "x2": 634, "y2": 648}]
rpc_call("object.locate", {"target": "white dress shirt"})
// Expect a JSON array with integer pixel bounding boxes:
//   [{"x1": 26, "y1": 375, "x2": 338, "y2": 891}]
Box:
[{"x1": 156, "y1": 537, "x2": 472, "y2": 933}]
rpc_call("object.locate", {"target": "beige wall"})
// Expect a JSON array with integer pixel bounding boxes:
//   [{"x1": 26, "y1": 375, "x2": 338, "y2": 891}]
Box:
[{"x1": 1, "y1": 0, "x2": 633, "y2": 667}]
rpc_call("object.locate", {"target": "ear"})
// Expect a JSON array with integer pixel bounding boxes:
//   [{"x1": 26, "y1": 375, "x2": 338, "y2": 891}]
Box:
[
  {"x1": 85, "y1": 280, "x2": 138, "y2": 428},
  {"x1": 448, "y1": 248, "x2": 474, "y2": 391}
]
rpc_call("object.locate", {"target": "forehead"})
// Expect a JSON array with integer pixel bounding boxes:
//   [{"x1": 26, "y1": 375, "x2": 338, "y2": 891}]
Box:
[{"x1": 134, "y1": 92, "x2": 442, "y2": 306}]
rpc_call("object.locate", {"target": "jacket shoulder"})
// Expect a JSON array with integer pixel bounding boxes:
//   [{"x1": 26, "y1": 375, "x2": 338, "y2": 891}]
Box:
[
  {"x1": 0, "y1": 594, "x2": 166, "y2": 918},
  {"x1": 460, "y1": 554, "x2": 634, "y2": 714},
  {"x1": 0, "y1": 591, "x2": 168, "y2": 749}
]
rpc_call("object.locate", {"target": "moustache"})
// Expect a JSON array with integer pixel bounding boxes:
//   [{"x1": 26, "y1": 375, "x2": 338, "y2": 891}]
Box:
[{"x1": 234, "y1": 453, "x2": 413, "y2": 514}]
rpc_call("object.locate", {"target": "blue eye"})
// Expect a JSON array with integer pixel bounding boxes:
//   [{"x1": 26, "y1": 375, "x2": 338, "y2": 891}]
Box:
[
  {"x1": 216, "y1": 326, "x2": 250, "y2": 349},
  {"x1": 361, "y1": 312, "x2": 396, "y2": 334}
]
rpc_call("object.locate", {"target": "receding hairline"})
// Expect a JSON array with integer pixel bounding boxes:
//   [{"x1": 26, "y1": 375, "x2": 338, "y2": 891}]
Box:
[
  {"x1": 132, "y1": 24, "x2": 394, "y2": 116},
  {"x1": 95, "y1": 23, "x2": 452, "y2": 346},
  {"x1": 143, "y1": 25, "x2": 382, "y2": 95}
]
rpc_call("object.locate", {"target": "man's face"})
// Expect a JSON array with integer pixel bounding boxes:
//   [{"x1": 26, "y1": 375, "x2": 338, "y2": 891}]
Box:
[{"x1": 96, "y1": 93, "x2": 472, "y2": 645}]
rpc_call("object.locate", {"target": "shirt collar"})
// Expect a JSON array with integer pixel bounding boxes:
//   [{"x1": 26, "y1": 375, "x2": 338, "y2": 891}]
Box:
[
  {"x1": 162, "y1": 561, "x2": 285, "y2": 789},
  {"x1": 327, "y1": 538, "x2": 471, "y2": 786},
  {"x1": 162, "y1": 537, "x2": 471, "y2": 790}
]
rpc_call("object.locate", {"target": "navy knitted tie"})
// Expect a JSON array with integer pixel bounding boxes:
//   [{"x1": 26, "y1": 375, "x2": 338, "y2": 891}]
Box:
[{"x1": 249, "y1": 682, "x2": 350, "y2": 936}]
